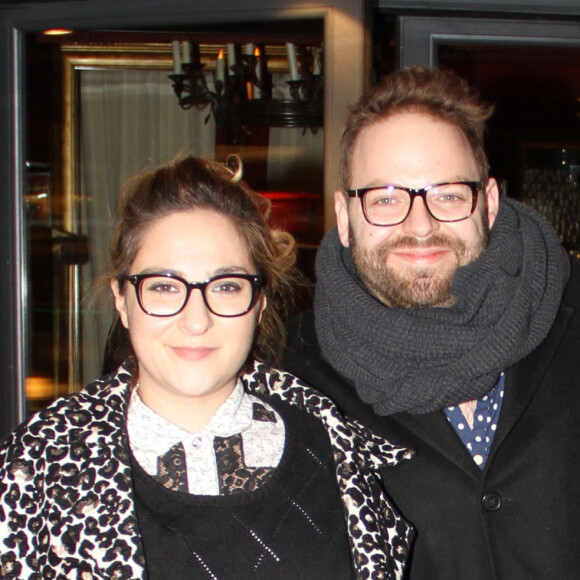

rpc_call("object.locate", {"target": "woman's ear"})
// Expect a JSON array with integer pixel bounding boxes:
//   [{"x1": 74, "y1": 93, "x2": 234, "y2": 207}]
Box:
[
  {"x1": 110, "y1": 278, "x2": 130, "y2": 329},
  {"x1": 257, "y1": 295, "x2": 268, "y2": 324}
]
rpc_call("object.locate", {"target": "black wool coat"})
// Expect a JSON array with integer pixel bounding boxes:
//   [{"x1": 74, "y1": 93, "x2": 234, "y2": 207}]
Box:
[{"x1": 284, "y1": 259, "x2": 580, "y2": 580}]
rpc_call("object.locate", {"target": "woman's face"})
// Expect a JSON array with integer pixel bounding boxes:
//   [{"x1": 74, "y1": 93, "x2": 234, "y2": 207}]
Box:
[{"x1": 111, "y1": 209, "x2": 265, "y2": 430}]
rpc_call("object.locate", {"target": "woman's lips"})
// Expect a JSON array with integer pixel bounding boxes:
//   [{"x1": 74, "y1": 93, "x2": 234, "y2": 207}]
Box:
[{"x1": 170, "y1": 346, "x2": 216, "y2": 361}]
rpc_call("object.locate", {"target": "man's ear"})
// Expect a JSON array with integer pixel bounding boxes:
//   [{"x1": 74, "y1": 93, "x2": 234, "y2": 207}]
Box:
[
  {"x1": 334, "y1": 190, "x2": 350, "y2": 247},
  {"x1": 485, "y1": 178, "x2": 500, "y2": 228},
  {"x1": 110, "y1": 278, "x2": 130, "y2": 329}
]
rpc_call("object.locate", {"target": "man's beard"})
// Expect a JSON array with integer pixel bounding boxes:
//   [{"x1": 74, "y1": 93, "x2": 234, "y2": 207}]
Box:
[{"x1": 350, "y1": 221, "x2": 489, "y2": 309}]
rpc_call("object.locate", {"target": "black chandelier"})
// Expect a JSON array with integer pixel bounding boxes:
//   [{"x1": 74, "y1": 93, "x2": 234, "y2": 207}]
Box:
[{"x1": 168, "y1": 41, "x2": 323, "y2": 130}]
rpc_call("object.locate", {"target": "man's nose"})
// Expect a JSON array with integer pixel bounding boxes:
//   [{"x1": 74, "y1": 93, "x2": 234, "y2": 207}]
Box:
[{"x1": 401, "y1": 196, "x2": 439, "y2": 237}]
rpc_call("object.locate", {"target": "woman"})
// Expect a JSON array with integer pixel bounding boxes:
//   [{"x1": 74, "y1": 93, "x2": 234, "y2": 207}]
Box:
[{"x1": 0, "y1": 155, "x2": 414, "y2": 579}]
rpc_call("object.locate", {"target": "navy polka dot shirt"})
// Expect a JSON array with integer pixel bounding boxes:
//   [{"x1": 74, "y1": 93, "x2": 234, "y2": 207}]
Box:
[{"x1": 444, "y1": 373, "x2": 505, "y2": 469}]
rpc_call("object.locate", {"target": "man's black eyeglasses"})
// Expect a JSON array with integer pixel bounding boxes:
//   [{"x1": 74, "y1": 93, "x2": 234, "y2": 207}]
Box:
[{"x1": 345, "y1": 181, "x2": 483, "y2": 227}]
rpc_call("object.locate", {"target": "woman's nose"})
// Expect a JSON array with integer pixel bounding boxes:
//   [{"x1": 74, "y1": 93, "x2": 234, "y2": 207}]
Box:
[{"x1": 177, "y1": 288, "x2": 213, "y2": 334}]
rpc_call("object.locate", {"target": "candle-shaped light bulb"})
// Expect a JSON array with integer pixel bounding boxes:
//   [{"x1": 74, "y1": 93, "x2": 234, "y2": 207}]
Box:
[
  {"x1": 313, "y1": 47, "x2": 321, "y2": 75},
  {"x1": 245, "y1": 45, "x2": 255, "y2": 100},
  {"x1": 253, "y1": 47, "x2": 261, "y2": 99},
  {"x1": 227, "y1": 43, "x2": 236, "y2": 76},
  {"x1": 172, "y1": 41, "x2": 182, "y2": 75},
  {"x1": 182, "y1": 41, "x2": 191, "y2": 64},
  {"x1": 216, "y1": 49, "x2": 226, "y2": 84},
  {"x1": 286, "y1": 42, "x2": 299, "y2": 81},
  {"x1": 254, "y1": 47, "x2": 261, "y2": 79}
]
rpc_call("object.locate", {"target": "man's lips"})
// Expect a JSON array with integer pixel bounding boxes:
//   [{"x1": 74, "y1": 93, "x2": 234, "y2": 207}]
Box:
[
  {"x1": 390, "y1": 247, "x2": 452, "y2": 266},
  {"x1": 170, "y1": 346, "x2": 216, "y2": 361}
]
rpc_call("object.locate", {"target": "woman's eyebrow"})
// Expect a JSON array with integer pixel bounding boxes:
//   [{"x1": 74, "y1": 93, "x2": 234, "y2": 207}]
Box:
[{"x1": 133, "y1": 265, "x2": 251, "y2": 278}]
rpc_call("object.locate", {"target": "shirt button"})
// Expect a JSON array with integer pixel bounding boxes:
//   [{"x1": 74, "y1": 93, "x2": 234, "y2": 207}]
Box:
[
  {"x1": 482, "y1": 492, "x2": 502, "y2": 511},
  {"x1": 191, "y1": 436, "x2": 203, "y2": 448}
]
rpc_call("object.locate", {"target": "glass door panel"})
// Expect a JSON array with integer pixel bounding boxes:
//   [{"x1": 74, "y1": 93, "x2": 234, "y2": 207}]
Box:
[{"x1": 24, "y1": 29, "x2": 324, "y2": 411}]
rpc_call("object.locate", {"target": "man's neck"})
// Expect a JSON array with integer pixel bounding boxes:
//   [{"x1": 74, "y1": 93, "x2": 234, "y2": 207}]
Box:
[{"x1": 458, "y1": 399, "x2": 478, "y2": 429}]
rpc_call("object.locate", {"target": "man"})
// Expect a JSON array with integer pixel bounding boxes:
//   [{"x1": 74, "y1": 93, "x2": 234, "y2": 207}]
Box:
[{"x1": 284, "y1": 66, "x2": 580, "y2": 579}]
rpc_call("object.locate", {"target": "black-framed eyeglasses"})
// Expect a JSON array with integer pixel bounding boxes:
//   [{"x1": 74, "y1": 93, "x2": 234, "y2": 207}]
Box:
[
  {"x1": 345, "y1": 181, "x2": 483, "y2": 227},
  {"x1": 121, "y1": 272, "x2": 265, "y2": 318}
]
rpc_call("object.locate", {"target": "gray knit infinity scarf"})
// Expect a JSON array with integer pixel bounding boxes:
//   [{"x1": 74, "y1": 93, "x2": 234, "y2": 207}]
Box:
[{"x1": 314, "y1": 198, "x2": 570, "y2": 415}]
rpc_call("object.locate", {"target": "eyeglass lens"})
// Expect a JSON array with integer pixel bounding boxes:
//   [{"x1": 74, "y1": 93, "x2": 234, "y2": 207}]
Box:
[
  {"x1": 363, "y1": 183, "x2": 474, "y2": 225},
  {"x1": 138, "y1": 275, "x2": 256, "y2": 317}
]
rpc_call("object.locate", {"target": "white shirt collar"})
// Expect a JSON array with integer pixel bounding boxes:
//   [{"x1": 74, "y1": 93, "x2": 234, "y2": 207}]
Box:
[{"x1": 127, "y1": 379, "x2": 254, "y2": 461}]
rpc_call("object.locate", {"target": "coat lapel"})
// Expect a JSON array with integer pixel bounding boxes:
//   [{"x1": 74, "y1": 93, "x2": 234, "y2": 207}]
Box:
[
  {"x1": 492, "y1": 301, "x2": 574, "y2": 449},
  {"x1": 387, "y1": 408, "x2": 484, "y2": 480},
  {"x1": 68, "y1": 369, "x2": 146, "y2": 578}
]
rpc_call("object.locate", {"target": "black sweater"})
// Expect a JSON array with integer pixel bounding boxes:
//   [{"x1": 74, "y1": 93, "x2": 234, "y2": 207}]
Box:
[{"x1": 132, "y1": 398, "x2": 354, "y2": 580}]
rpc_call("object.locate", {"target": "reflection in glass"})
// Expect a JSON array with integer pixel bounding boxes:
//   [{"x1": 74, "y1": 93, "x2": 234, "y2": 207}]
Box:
[{"x1": 25, "y1": 34, "x2": 324, "y2": 412}]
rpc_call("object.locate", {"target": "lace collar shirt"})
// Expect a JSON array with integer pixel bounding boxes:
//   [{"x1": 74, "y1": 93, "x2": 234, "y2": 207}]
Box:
[{"x1": 127, "y1": 380, "x2": 285, "y2": 495}]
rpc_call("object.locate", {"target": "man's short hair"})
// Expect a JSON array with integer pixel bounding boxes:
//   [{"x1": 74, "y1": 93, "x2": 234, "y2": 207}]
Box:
[{"x1": 339, "y1": 66, "x2": 495, "y2": 190}]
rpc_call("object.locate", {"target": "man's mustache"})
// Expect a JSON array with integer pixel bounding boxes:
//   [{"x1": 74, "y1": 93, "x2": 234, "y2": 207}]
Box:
[{"x1": 380, "y1": 234, "x2": 460, "y2": 251}]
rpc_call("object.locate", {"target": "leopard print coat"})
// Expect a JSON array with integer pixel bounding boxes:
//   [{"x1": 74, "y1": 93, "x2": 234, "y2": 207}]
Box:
[{"x1": 0, "y1": 360, "x2": 414, "y2": 579}]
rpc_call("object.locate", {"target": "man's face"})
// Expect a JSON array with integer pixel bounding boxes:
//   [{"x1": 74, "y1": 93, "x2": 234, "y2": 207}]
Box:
[{"x1": 335, "y1": 111, "x2": 499, "y2": 308}]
